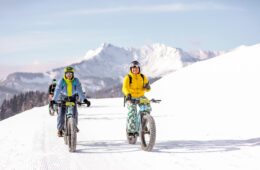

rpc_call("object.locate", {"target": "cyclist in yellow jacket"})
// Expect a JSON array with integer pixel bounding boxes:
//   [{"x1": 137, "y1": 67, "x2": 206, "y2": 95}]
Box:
[{"x1": 122, "y1": 60, "x2": 151, "y2": 136}]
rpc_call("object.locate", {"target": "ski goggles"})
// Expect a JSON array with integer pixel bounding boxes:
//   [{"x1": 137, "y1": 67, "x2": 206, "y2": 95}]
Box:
[
  {"x1": 65, "y1": 72, "x2": 73, "y2": 75},
  {"x1": 52, "y1": 80, "x2": 56, "y2": 84},
  {"x1": 130, "y1": 63, "x2": 140, "y2": 68}
]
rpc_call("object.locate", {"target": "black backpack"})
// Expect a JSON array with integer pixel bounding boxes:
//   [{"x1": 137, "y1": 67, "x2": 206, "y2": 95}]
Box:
[{"x1": 128, "y1": 74, "x2": 144, "y2": 86}]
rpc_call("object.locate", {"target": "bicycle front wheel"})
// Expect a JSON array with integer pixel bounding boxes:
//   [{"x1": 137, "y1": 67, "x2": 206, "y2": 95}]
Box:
[
  {"x1": 67, "y1": 117, "x2": 77, "y2": 152},
  {"x1": 49, "y1": 106, "x2": 54, "y2": 116},
  {"x1": 140, "y1": 114, "x2": 156, "y2": 151}
]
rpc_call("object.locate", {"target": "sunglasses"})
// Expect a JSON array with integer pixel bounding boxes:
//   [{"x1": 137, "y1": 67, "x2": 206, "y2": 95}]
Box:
[{"x1": 65, "y1": 72, "x2": 73, "y2": 75}]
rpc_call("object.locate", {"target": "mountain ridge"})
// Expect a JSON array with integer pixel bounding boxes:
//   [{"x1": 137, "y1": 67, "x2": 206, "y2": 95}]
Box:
[{"x1": 0, "y1": 43, "x2": 224, "y2": 105}]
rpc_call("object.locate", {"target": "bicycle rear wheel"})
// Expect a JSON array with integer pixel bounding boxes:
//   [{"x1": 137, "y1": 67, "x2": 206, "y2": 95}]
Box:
[
  {"x1": 67, "y1": 117, "x2": 77, "y2": 152},
  {"x1": 140, "y1": 114, "x2": 156, "y2": 151},
  {"x1": 49, "y1": 106, "x2": 54, "y2": 116}
]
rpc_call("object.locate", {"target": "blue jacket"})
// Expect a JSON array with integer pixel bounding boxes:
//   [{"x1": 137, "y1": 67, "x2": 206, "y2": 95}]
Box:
[{"x1": 52, "y1": 77, "x2": 86, "y2": 101}]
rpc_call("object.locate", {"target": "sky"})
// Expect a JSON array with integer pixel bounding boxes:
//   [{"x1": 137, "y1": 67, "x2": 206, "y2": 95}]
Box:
[{"x1": 0, "y1": 0, "x2": 259, "y2": 77}]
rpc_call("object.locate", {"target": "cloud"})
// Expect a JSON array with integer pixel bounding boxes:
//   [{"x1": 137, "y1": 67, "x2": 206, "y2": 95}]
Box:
[
  {"x1": 32, "y1": 60, "x2": 40, "y2": 65},
  {"x1": 60, "y1": 2, "x2": 244, "y2": 16},
  {"x1": 0, "y1": 32, "x2": 74, "y2": 55},
  {"x1": 0, "y1": 61, "x2": 66, "y2": 80}
]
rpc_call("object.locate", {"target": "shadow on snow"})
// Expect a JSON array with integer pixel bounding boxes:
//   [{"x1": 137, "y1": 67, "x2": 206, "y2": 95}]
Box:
[
  {"x1": 153, "y1": 137, "x2": 260, "y2": 153},
  {"x1": 75, "y1": 137, "x2": 260, "y2": 154}
]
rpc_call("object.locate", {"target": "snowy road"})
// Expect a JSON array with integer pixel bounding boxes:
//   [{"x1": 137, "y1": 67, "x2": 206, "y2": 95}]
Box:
[{"x1": 1, "y1": 98, "x2": 260, "y2": 170}]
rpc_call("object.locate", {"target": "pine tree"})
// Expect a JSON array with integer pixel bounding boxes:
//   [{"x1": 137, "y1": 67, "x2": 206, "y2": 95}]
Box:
[{"x1": 0, "y1": 91, "x2": 48, "y2": 121}]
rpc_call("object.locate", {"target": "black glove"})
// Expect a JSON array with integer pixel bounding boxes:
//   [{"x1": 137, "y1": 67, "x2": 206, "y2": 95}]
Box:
[
  {"x1": 126, "y1": 94, "x2": 132, "y2": 101},
  {"x1": 50, "y1": 100, "x2": 56, "y2": 105},
  {"x1": 83, "y1": 99, "x2": 91, "y2": 107},
  {"x1": 143, "y1": 83, "x2": 150, "y2": 90}
]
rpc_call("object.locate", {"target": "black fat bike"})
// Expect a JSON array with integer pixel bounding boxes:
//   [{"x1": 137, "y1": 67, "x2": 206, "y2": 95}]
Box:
[
  {"x1": 56, "y1": 101, "x2": 85, "y2": 152},
  {"x1": 126, "y1": 97, "x2": 161, "y2": 151}
]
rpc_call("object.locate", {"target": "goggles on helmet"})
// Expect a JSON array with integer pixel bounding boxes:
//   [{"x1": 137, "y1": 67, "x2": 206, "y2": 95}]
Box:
[
  {"x1": 130, "y1": 61, "x2": 140, "y2": 68},
  {"x1": 65, "y1": 72, "x2": 73, "y2": 75}
]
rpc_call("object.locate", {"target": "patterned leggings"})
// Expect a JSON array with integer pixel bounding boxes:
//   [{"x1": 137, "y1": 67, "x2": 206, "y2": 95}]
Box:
[{"x1": 126, "y1": 96, "x2": 152, "y2": 133}]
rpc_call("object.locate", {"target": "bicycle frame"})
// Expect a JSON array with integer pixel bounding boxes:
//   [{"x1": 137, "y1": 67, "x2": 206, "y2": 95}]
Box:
[
  {"x1": 65, "y1": 102, "x2": 76, "y2": 117},
  {"x1": 131, "y1": 97, "x2": 151, "y2": 134}
]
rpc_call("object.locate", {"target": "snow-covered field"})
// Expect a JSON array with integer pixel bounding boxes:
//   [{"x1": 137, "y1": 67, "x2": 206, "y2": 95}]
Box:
[
  {"x1": 1, "y1": 98, "x2": 260, "y2": 170},
  {"x1": 1, "y1": 44, "x2": 260, "y2": 170}
]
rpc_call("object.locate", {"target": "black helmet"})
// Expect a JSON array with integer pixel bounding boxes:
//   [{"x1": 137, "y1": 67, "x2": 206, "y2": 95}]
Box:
[{"x1": 130, "y1": 60, "x2": 140, "y2": 69}]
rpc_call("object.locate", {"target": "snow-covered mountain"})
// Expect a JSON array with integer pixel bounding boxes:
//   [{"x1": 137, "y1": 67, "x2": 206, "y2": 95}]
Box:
[
  {"x1": 0, "y1": 72, "x2": 51, "y2": 91},
  {"x1": 0, "y1": 43, "x2": 260, "y2": 170},
  {"x1": 0, "y1": 73, "x2": 51, "y2": 105},
  {"x1": 0, "y1": 43, "x2": 222, "y2": 104}
]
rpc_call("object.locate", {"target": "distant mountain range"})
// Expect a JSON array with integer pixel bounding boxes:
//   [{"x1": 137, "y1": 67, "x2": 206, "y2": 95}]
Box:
[{"x1": 0, "y1": 43, "x2": 224, "y2": 105}]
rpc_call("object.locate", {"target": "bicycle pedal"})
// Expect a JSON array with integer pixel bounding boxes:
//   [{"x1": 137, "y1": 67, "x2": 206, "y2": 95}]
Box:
[{"x1": 144, "y1": 130, "x2": 150, "y2": 134}]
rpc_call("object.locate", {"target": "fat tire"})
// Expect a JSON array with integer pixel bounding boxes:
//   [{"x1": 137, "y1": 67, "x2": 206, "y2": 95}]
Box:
[
  {"x1": 68, "y1": 117, "x2": 77, "y2": 152},
  {"x1": 140, "y1": 114, "x2": 156, "y2": 151},
  {"x1": 49, "y1": 107, "x2": 54, "y2": 116},
  {"x1": 64, "y1": 132, "x2": 68, "y2": 145}
]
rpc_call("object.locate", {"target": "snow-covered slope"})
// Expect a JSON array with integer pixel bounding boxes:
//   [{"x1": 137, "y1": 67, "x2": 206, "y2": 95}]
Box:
[
  {"x1": 1, "y1": 44, "x2": 260, "y2": 170},
  {"x1": 147, "y1": 43, "x2": 260, "y2": 139},
  {"x1": 1, "y1": 97, "x2": 260, "y2": 170}
]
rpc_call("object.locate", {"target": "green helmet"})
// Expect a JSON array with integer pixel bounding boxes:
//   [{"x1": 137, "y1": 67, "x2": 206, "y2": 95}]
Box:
[
  {"x1": 64, "y1": 66, "x2": 74, "y2": 73},
  {"x1": 52, "y1": 79, "x2": 56, "y2": 84}
]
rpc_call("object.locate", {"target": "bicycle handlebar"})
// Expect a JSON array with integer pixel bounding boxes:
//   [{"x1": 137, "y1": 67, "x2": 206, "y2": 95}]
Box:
[
  {"x1": 128, "y1": 98, "x2": 161, "y2": 104},
  {"x1": 54, "y1": 100, "x2": 88, "y2": 106},
  {"x1": 150, "y1": 99, "x2": 162, "y2": 103}
]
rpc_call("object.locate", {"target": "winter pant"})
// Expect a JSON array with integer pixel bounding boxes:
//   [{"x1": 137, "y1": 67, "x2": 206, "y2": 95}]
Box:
[
  {"x1": 57, "y1": 104, "x2": 78, "y2": 131},
  {"x1": 126, "y1": 96, "x2": 152, "y2": 133}
]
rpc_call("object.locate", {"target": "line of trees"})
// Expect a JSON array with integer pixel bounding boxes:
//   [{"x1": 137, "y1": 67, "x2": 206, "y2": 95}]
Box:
[{"x1": 0, "y1": 91, "x2": 48, "y2": 121}]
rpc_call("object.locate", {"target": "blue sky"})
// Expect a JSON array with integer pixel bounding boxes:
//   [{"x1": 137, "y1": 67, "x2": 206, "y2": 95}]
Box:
[{"x1": 0, "y1": 0, "x2": 259, "y2": 71}]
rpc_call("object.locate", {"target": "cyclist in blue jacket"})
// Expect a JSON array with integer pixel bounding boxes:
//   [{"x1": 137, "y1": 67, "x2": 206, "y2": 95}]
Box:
[{"x1": 51, "y1": 66, "x2": 90, "y2": 137}]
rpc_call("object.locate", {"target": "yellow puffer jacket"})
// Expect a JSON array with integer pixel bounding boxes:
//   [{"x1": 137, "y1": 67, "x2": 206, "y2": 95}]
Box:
[{"x1": 122, "y1": 71, "x2": 151, "y2": 98}]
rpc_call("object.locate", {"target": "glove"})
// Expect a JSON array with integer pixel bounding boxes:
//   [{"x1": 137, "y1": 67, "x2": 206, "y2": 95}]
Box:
[
  {"x1": 50, "y1": 100, "x2": 56, "y2": 105},
  {"x1": 77, "y1": 101, "x2": 82, "y2": 106},
  {"x1": 83, "y1": 99, "x2": 91, "y2": 107},
  {"x1": 126, "y1": 94, "x2": 132, "y2": 101},
  {"x1": 143, "y1": 83, "x2": 151, "y2": 90}
]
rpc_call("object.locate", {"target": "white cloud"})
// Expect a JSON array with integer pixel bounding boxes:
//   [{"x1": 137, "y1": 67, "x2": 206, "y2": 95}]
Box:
[
  {"x1": 32, "y1": 60, "x2": 40, "y2": 65},
  {"x1": 60, "y1": 2, "x2": 244, "y2": 16}
]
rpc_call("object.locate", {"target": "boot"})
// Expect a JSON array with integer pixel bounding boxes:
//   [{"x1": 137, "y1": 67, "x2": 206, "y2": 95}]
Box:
[{"x1": 57, "y1": 130, "x2": 63, "y2": 137}]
